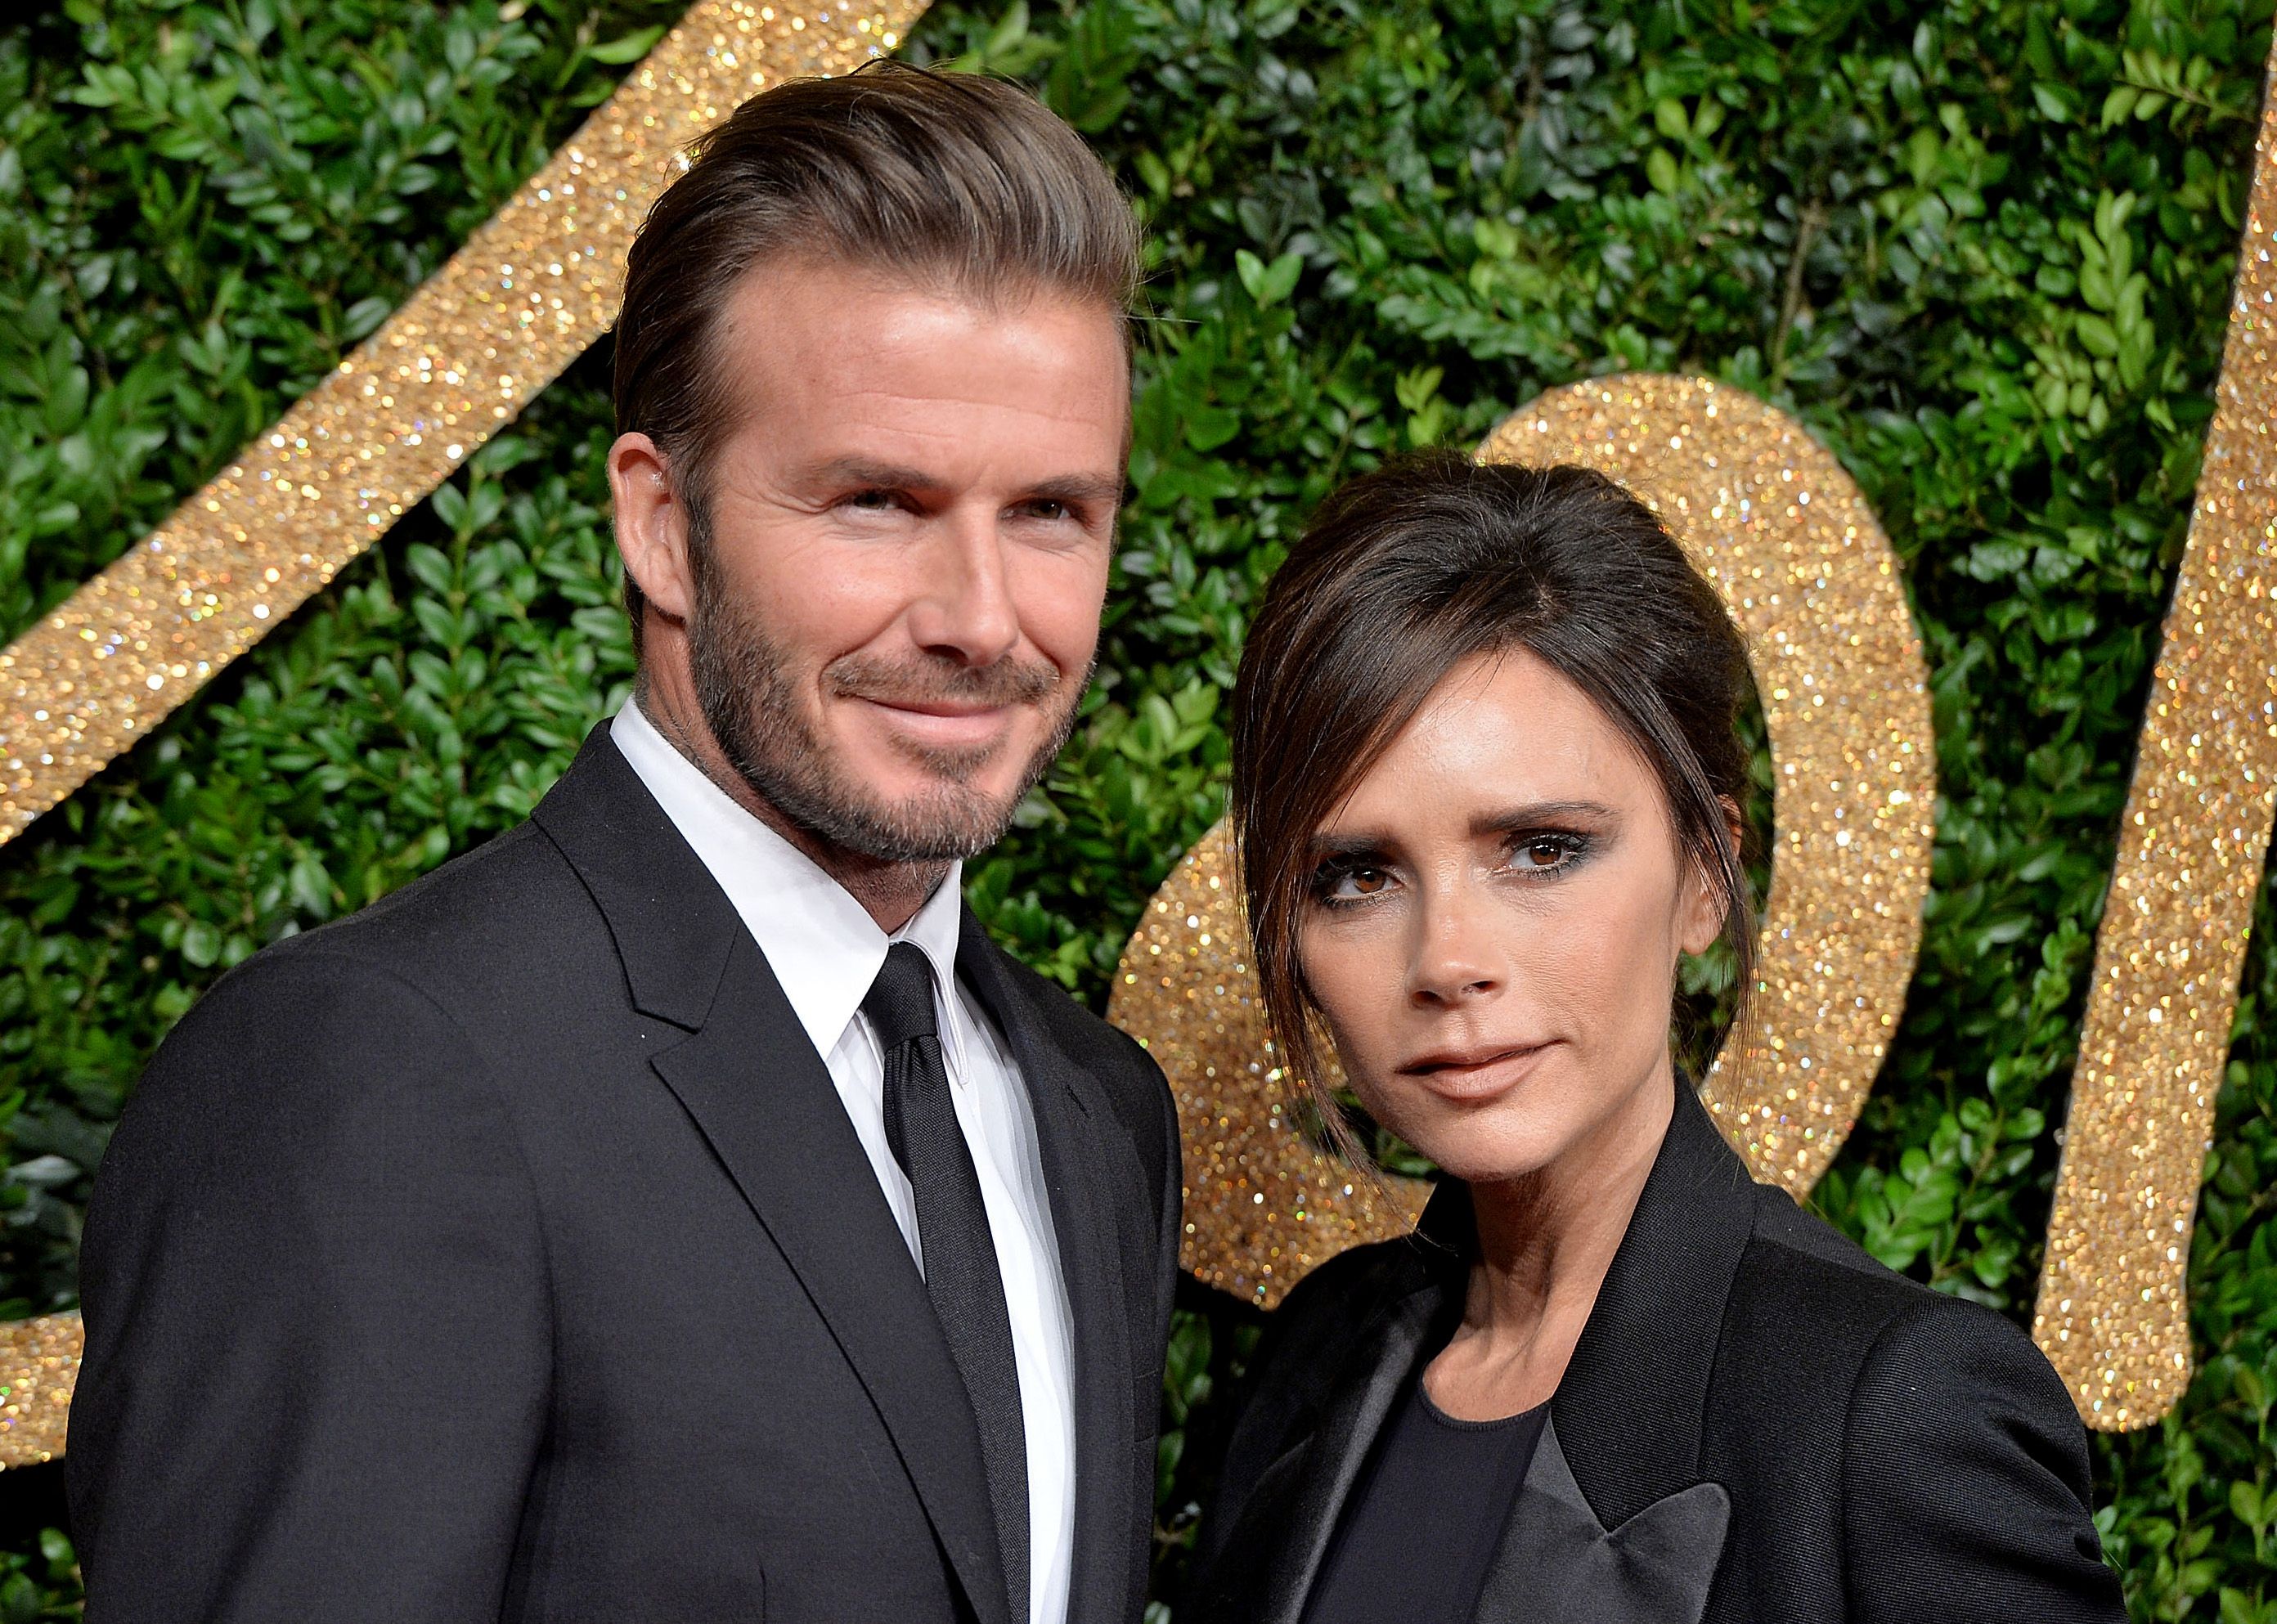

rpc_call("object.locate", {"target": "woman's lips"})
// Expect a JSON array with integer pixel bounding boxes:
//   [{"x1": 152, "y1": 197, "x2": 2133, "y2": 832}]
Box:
[{"x1": 1398, "y1": 1042, "x2": 1555, "y2": 1102}]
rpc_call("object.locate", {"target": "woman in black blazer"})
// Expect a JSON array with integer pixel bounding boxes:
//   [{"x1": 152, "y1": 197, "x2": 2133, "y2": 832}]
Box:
[{"x1": 1187, "y1": 454, "x2": 2127, "y2": 1624}]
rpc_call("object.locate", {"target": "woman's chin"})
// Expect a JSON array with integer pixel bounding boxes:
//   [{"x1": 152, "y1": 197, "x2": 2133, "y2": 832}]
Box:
[{"x1": 1398, "y1": 1111, "x2": 1574, "y2": 1187}]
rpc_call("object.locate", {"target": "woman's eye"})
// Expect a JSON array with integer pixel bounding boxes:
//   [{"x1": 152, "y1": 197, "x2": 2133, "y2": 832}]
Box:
[
  {"x1": 1510, "y1": 835, "x2": 1581, "y2": 874},
  {"x1": 1315, "y1": 863, "x2": 1393, "y2": 902}
]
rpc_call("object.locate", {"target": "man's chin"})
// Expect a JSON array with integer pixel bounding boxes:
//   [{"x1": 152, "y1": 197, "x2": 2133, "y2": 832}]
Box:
[{"x1": 877, "y1": 779, "x2": 1027, "y2": 839}]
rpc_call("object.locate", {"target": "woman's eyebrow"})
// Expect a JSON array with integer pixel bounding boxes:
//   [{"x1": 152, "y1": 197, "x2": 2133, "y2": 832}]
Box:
[
  {"x1": 1470, "y1": 800, "x2": 1617, "y2": 837},
  {"x1": 1306, "y1": 832, "x2": 1392, "y2": 860},
  {"x1": 1309, "y1": 801, "x2": 1618, "y2": 855}
]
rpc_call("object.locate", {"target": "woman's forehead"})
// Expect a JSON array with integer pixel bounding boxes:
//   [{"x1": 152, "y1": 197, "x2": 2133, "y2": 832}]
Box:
[{"x1": 1322, "y1": 650, "x2": 1656, "y2": 824}]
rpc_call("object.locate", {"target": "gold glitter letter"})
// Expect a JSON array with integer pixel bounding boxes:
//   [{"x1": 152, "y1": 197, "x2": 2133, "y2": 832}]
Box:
[{"x1": 2031, "y1": 34, "x2": 2277, "y2": 1433}]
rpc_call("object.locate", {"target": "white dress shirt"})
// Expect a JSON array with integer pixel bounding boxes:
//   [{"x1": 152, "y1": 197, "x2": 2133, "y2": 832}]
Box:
[{"x1": 611, "y1": 697, "x2": 1076, "y2": 1624}]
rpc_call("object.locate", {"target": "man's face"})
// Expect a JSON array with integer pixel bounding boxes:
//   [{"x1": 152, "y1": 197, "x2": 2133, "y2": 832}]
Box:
[{"x1": 660, "y1": 258, "x2": 1128, "y2": 863}]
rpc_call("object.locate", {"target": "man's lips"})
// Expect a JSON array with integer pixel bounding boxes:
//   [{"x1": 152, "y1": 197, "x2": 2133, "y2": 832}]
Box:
[
  {"x1": 1397, "y1": 1041, "x2": 1556, "y2": 1101},
  {"x1": 849, "y1": 693, "x2": 1021, "y2": 748}
]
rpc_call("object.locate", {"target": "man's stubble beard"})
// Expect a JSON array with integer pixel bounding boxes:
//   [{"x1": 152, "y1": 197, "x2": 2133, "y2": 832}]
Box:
[{"x1": 685, "y1": 541, "x2": 1090, "y2": 867}]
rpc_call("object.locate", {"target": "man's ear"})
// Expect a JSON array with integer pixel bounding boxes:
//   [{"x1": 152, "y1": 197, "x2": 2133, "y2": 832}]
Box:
[{"x1": 607, "y1": 432, "x2": 697, "y2": 626}]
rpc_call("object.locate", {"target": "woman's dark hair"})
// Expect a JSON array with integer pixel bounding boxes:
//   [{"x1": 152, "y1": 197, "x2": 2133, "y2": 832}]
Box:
[
  {"x1": 1229, "y1": 451, "x2": 1757, "y2": 1149},
  {"x1": 613, "y1": 60, "x2": 1140, "y2": 653}
]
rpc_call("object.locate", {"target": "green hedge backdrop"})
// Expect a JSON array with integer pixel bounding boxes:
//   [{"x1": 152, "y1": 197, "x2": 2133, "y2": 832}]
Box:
[{"x1": 7, "y1": 0, "x2": 2277, "y2": 1616}]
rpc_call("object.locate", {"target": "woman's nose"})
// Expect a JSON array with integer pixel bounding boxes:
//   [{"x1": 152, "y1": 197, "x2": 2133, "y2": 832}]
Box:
[{"x1": 1408, "y1": 886, "x2": 1506, "y2": 1006}]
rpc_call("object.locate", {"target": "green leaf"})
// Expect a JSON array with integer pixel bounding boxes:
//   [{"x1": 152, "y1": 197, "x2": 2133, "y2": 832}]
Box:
[
  {"x1": 1235, "y1": 249, "x2": 1302, "y2": 308},
  {"x1": 1181, "y1": 404, "x2": 1242, "y2": 452},
  {"x1": 180, "y1": 920, "x2": 222, "y2": 970},
  {"x1": 587, "y1": 25, "x2": 666, "y2": 65}
]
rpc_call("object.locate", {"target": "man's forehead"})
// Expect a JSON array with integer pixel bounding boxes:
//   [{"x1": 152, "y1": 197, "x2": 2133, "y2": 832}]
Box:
[{"x1": 715, "y1": 251, "x2": 1129, "y2": 348}]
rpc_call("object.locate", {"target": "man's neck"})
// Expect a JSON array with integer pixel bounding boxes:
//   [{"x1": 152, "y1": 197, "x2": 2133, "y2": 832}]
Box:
[{"x1": 634, "y1": 675, "x2": 949, "y2": 934}]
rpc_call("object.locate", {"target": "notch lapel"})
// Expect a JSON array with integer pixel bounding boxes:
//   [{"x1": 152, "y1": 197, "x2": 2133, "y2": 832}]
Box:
[
  {"x1": 954, "y1": 924, "x2": 1144, "y2": 1624},
  {"x1": 532, "y1": 729, "x2": 1014, "y2": 1624},
  {"x1": 1471, "y1": 1416, "x2": 1728, "y2": 1624}
]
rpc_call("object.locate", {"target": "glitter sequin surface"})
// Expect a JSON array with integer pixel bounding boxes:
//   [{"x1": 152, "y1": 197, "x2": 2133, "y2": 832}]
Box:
[
  {"x1": 0, "y1": 1313, "x2": 78, "y2": 1469},
  {"x1": 0, "y1": 0, "x2": 927, "y2": 846},
  {"x1": 1108, "y1": 823, "x2": 1430, "y2": 1308},
  {"x1": 2031, "y1": 48, "x2": 2277, "y2": 1432},
  {"x1": 1482, "y1": 380, "x2": 1938, "y2": 1196}
]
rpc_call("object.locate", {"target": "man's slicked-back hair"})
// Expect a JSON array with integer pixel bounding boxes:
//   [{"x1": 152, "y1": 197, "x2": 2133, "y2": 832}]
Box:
[{"x1": 611, "y1": 60, "x2": 1142, "y2": 648}]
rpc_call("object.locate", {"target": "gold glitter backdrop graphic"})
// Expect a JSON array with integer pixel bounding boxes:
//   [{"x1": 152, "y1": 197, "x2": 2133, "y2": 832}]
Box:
[
  {"x1": 2029, "y1": 42, "x2": 2277, "y2": 1432},
  {"x1": 1121, "y1": 377, "x2": 1938, "y2": 1312},
  {"x1": 0, "y1": 0, "x2": 928, "y2": 1468}
]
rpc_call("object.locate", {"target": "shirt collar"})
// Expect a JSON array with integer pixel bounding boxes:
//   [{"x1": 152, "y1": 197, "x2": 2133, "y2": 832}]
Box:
[{"x1": 609, "y1": 694, "x2": 965, "y2": 1064}]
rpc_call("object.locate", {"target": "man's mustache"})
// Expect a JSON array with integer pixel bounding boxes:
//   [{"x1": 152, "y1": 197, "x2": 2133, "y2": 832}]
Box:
[{"x1": 825, "y1": 653, "x2": 1063, "y2": 709}]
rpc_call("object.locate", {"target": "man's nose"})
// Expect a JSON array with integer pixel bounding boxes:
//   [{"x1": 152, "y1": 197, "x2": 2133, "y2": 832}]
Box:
[{"x1": 906, "y1": 510, "x2": 1021, "y2": 667}]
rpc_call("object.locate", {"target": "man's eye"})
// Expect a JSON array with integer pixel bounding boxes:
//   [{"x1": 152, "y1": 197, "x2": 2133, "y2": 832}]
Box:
[
  {"x1": 845, "y1": 489, "x2": 900, "y2": 510},
  {"x1": 1020, "y1": 499, "x2": 1071, "y2": 523}
]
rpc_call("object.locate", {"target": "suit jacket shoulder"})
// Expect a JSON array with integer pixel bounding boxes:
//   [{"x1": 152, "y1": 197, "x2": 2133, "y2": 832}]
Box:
[
  {"x1": 256, "y1": 817, "x2": 614, "y2": 1036},
  {"x1": 1720, "y1": 1178, "x2": 2082, "y2": 1442}
]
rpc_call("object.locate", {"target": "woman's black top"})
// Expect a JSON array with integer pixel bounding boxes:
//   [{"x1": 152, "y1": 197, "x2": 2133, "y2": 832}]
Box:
[{"x1": 1297, "y1": 1377, "x2": 1547, "y2": 1624}]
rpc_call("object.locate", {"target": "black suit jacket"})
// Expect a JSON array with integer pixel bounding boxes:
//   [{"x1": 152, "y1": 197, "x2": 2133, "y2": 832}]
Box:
[
  {"x1": 1188, "y1": 1079, "x2": 2128, "y2": 1624},
  {"x1": 70, "y1": 724, "x2": 1182, "y2": 1624}
]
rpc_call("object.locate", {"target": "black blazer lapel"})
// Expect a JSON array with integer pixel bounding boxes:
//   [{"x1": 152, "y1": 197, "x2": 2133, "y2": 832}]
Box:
[
  {"x1": 532, "y1": 727, "x2": 1015, "y2": 1624},
  {"x1": 1472, "y1": 1415, "x2": 1728, "y2": 1624},
  {"x1": 1550, "y1": 1079, "x2": 1758, "y2": 1531},
  {"x1": 954, "y1": 922, "x2": 1144, "y2": 1624},
  {"x1": 1195, "y1": 1278, "x2": 1447, "y2": 1624},
  {"x1": 1465, "y1": 1077, "x2": 1750, "y2": 1624}
]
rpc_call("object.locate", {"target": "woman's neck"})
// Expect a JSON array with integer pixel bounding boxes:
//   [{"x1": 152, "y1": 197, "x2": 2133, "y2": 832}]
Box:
[{"x1": 1423, "y1": 1060, "x2": 1676, "y2": 1421}]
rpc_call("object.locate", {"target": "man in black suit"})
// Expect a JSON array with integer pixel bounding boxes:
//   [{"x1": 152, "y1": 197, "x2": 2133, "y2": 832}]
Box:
[{"x1": 69, "y1": 64, "x2": 1180, "y2": 1624}]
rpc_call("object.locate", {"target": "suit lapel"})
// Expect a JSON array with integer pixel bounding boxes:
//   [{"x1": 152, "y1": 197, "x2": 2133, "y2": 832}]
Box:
[
  {"x1": 954, "y1": 922, "x2": 1141, "y2": 1624},
  {"x1": 1197, "y1": 1276, "x2": 1448, "y2": 1624},
  {"x1": 1471, "y1": 1416, "x2": 1728, "y2": 1624},
  {"x1": 1549, "y1": 1078, "x2": 1758, "y2": 1531},
  {"x1": 532, "y1": 727, "x2": 1013, "y2": 1624}
]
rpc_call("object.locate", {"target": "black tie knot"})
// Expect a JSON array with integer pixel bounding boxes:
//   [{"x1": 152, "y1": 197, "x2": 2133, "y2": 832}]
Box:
[{"x1": 864, "y1": 941, "x2": 939, "y2": 1050}]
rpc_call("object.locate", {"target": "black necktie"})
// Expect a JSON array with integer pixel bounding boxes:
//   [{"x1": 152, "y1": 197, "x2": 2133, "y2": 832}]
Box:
[{"x1": 865, "y1": 942, "x2": 1030, "y2": 1623}]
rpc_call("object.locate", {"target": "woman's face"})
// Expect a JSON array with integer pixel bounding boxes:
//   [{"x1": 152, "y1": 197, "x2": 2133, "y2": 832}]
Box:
[{"x1": 1296, "y1": 647, "x2": 1725, "y2": 1186}]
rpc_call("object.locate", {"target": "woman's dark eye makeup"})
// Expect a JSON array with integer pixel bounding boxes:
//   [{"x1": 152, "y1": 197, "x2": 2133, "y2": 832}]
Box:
[
  {"x1": 1508, "y1": 830, "x2": 1589, "y2": 873},
  {"x1": 1309, "y1": 856, "x2": 1394, "y2": 904},
  {"x1": 1308, "y1": 829, "x2": 1592, "y2": 905}
]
